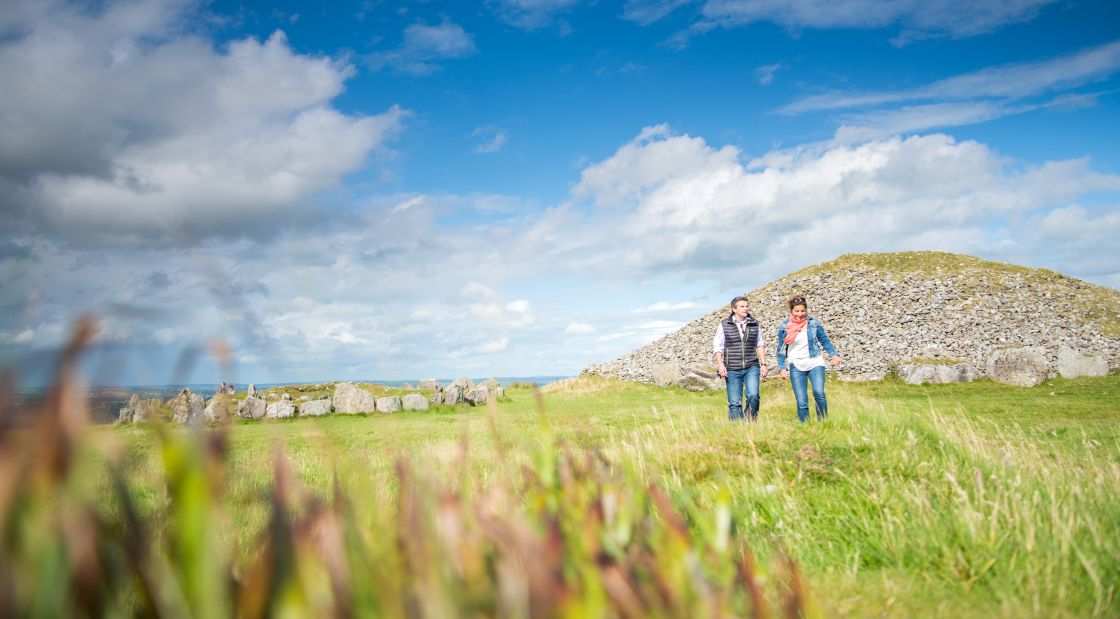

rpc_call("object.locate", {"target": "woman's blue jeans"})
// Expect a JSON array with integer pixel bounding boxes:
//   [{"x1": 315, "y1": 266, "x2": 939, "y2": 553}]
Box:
[
  {"x1": 789, "y1": 365, "x2": 827, "y2": 422},
  {"x1": 725, "y1": 365, "x2": 760, "y2": 421}
]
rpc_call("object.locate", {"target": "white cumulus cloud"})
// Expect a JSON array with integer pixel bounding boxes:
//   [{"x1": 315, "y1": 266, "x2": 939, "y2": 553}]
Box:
[{"x1": 0, "y1": 0, "x2": 407, "y2": 245}]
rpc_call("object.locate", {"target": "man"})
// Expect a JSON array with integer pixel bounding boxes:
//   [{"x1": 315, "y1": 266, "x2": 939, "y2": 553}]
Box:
[{"x1": 713, "y1": 296, "x2": 769, "y2": 420}]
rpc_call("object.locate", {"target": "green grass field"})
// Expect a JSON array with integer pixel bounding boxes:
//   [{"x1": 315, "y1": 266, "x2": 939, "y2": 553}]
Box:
[{"x1": 4, "y1": 370, "x2": 1119, "y2": 617}]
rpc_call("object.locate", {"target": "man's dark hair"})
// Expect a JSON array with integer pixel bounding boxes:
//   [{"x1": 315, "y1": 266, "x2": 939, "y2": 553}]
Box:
[
  {"x1": 730, "y1": 295, "x2": 750, "y2": 307},
  {"x1": 788, "y1": 295, "x2": 808, "y2": 310}
]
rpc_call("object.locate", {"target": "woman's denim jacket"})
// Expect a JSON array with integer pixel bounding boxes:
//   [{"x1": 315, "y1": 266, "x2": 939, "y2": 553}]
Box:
[{"x1": 776, "y1": 316, "x2": 838, "y2": 371}]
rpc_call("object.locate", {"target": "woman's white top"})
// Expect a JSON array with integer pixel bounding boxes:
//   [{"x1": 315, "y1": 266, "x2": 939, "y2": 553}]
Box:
[{"x1": 787, "y1": 327, "x2": 826, "y2": 372}]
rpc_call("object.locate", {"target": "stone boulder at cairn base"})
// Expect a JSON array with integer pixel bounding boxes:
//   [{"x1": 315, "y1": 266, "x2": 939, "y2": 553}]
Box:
[
  {"x1": 237, "y1": 396, "x2": 266, "y2": 420},
  {"x1": 266, "y1": 399, "x2": 296, "y2": 419},
  {"x1": 896, "y1": 363, "x2": 978, "y2": 385},
  {"x1": 673, "y1": 367, "x2": 722, "y2": 392},
  {"x1": 333, "y1": 382, "x2": 376, "y2": 414},
  {"x1": 401, "y1": 393, "x2": 429, "y2": 411},
  {"x1": 1057, "y1": 346, "x2": 1109, "y2": 378},
  {"x1": 650, "y1": 362, "x2": 683, "y2": 388},
  {"x1": 300, "y1": 399, "x2": 332, "y2": 416},
  {"x1": 987, "y1": 347, "x2": 1050, "y2": 387},
  {"x1": 169, "y1": 389, "x2": 205, "y2": 424},
  {"x1": 376, "y1": 396, "x2": 402, "y2": 413}
]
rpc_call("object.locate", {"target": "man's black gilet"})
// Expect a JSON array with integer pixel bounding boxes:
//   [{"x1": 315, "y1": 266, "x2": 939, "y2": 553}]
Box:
[{"x1": 721, "y1": 315, "x2": 760, "y2": 371}]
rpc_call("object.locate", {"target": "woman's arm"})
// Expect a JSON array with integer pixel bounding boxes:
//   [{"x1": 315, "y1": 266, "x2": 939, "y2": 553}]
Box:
[
  {"x1": 775, "y1": 325, "x2": 788, "y2": 371},
  {"x1": 815, "y1": 320, "x2": 838, "y2": 356}
]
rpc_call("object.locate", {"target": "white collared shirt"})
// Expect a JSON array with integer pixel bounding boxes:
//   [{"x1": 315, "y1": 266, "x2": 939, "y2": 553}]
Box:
[{"x1": 711, "y1": 316, "x2": 764, "y2": 354}]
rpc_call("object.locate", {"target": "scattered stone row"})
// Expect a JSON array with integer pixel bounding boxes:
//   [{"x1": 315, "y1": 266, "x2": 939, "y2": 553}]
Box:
[
  {"x1": 117, "y1": 377, "x2": 506, "y2": 425},
  {"x1": 583, "y1": 253, "x2": 1120, "y2": 389}
]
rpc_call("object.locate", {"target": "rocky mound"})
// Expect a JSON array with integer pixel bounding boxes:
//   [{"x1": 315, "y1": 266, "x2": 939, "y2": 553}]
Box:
[{"x1": 583, "y1": 252, "x2": 1120, "y2": 385}]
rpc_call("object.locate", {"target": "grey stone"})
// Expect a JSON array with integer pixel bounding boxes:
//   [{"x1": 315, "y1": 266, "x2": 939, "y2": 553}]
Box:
[
  {"x1": 442, "y1": 384, "x2": 465, "y2": 406},
  {"x1": 987, "y1": 347, "x2": 1050, "y2": 387},
  {"x1": 650, "y1": 362, "x2": 682, "y2": 387},
  {"x1": 450, "y1": 377, "x2": 474, "y2": 391},
  {"x1": 419, "y1": 378, "x2": 439, "y2": 391},
  {"x1": 237, "y1": 396, "x2": 267, "y2": 420},
  {"x1": 1057, "y1": 346, "x2": 1109, "y2": 378},
  {"x1": 480, "y1": 378, "x2": 501, "y2": 392},
  {"x1": 465, "y1": 386, "x2": 490, "y2": 405},
  {"x1": 266, "y1": 399, "x2": 296, "y2": 419},
  {"x1": 674, "y1": 372, "x2": 722, "y2": 392},
  {"x1": 375, "y1": 395, "x2": 402, "y2": 413},
  {"x1": 169, "y1": 389, "x2": 205, "y2": 424},
  {"x1": 118, "y1": 393, "x2": 165, "y2": 423},
  {"x1": 401, "y1": 393, "x2": 429, "y2": 411},
  {"x1": 896, "y1": 363, "x2": 979, "y2": 385},
  {"x1": 203, "y1": 395, "x2": 235, "y2": 423},
  {"x1": 333, "y1": 382, "x2": 376, "y2": 414},
  {"x1": 247, "y1": 384, "x2": 256, "y2": 398},
  {"x1": 299, "y1": 399, "x2": 332, "y2": 416}
]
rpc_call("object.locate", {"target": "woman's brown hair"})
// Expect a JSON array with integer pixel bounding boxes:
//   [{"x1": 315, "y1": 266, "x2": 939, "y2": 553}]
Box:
[{"x1": 788, "y1": 295, "x2": 807, "y2": 310}]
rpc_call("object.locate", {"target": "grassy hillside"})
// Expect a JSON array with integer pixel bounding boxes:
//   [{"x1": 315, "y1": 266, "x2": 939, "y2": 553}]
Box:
[{"x1": 3, "y1": 373, "x2": 1111, "y2": 617}]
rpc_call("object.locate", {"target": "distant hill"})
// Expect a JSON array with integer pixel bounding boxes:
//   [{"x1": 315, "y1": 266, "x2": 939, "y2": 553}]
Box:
[{"x1": 583, "y1": 252, "x2": 1120, "y2": 382}]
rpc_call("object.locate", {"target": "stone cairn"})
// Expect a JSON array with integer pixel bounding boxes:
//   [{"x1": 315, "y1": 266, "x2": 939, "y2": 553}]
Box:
[
  {"x1": 582, "y1": 252, "x2": 1119, "y2": 390},
  {"x1": 118, "y1": 378, "x2": 507, "y2": 425}
]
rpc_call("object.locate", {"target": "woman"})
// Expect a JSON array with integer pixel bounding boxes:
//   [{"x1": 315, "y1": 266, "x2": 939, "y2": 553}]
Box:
[{"x1": 776, "y1": 295, "x2": 842, "y2": 422}]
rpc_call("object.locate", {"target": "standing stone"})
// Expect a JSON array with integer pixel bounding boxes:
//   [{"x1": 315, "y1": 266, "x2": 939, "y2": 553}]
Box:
[
  {"x1": 1057, "y1": 346, "x2": 1109, "y2": 378},
  {"x1": 266, "y1": 399, "x2": 296, "y2": 419},
  {"x1": 429, "y1": 387, "x2": 444, "y2": 405},
  {"x1": 480, "y1": 378, "x2": 502, "y2": 392},
  {"x1": 442, "y1": 384, "x2": 465, "y2": 406},
  {"x1": 419, "y1": 378, "x2": 439, "y2": 391},
  {"x1": 465, "y1": 386, "x2": 490, "y2": 405},
  {"x1": 333, "y1": 382, "x2": 376, "y2": 414},
  {"x1": 300, "y1": 399, "x2": 332, "y2": 416},
  {"x1": 169, "y1": 388, "x2": 205, "y2": 424},
  {"x1": 237, "y1": 396, "x2": 267, "y2": 420},
  {"x1": 451, "y1": 377, "x2": 474, "y2": 391},
  {"x1": 247, "y1": 384, "x2": 256, "y2": 398},
  {"x1": 203, "y1": 395, "x2": 235, "y2": 423},
  {"x1": 401, "y1": 393, "x2": 429, "y2": 411},
  {"x1": 118, "y1": 393, "x2": 141, "y2": 423},
  {"x1": 375, "y1": 395, "x2": 402, "y2": 413},
  {"x1": 987, "y1": 347, "x2": 1050, "y2": 387}
]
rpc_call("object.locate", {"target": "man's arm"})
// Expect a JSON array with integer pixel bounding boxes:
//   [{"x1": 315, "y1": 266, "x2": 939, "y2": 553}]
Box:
[
  {"x1": 756, "y1": 328, "x2": 768, "y2": 378},
  {"x1": 712, "y1": 324, "x2": 727, "y2": 378}
]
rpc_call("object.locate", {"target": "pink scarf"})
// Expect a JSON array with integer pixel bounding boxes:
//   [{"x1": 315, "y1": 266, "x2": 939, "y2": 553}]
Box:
[{"x1": 784, "y1": 314, "x2": 807, "y2": 345}]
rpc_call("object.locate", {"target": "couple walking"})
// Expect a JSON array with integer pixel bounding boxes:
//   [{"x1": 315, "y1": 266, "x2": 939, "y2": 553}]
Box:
[{"x1": 712, "y1": 295, "x2": 842, "y2": 422}]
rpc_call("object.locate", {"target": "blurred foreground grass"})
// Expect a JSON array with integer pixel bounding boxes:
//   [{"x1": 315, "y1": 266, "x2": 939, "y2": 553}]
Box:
[{"x1": 2, "y1": 324, "x2": 1118, "y2": 617}]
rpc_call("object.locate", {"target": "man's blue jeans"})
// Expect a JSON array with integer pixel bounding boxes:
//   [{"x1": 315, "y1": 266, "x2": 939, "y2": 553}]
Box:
[
  {"x1": 725, "y1": 365, "x2": 760, "y2": 421},
  {"x1": 789, "y1": 365, "x2": 827, "y2": 422}
]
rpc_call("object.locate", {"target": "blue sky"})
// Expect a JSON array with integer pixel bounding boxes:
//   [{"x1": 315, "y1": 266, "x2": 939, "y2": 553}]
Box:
[{"x1": 2, "y1": 0, "x2": 1119, "y2": 387}]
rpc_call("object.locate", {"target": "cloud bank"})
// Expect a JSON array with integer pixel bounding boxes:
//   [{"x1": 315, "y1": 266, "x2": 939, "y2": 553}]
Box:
[{"x1": 0, "y1": 0, "x2": 405, "y2": 246}]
